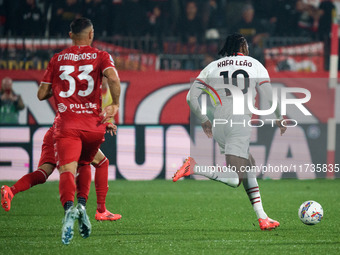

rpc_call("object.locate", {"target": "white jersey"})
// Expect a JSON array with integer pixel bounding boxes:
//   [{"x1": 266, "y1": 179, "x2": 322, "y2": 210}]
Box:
[{"x1": 187, "y1": 53, "x2": 282, "y2": 123}]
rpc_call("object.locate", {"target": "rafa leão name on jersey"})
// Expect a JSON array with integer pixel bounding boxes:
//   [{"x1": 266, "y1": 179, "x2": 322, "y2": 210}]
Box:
[
  {"x1": 57, "y1": 52, "x2": 98, "y2": 61},
  {"x1": 217, "y1": 59, "x2": 253, "y2": 68}
]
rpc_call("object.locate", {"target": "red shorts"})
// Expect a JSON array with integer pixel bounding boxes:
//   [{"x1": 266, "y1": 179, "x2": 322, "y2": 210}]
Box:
[
  {"x1": 53, "y1": 129, "x2": 105, "y2": 167},
  {"x1": 38, "y1": 127, "x2": 56, "y2": 167}
]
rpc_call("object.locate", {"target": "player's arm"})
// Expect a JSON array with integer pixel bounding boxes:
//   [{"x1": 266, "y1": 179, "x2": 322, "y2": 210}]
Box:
[
  {"x1": 37, "y1": 82, "x2": 53, "y2": 101},
  {"x1": 187, "y1": 74, "x2": 212, "y2": 138},
  {"x1": 101, "y1": 67, "x2": 121, "y2": 123},
  {"x1": 187, "y1": 66, "x2": 210, "y2": 123},
  {"x1": 38, "y1": 55, "x2": 54, "y2": 101},
  {"x1": 187, "y1": 81, "x2": 209, "y2": 123}
]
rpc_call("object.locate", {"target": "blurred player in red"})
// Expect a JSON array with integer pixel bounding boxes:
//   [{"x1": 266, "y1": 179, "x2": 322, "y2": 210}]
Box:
[
  {"x1": 36, "y1": 17, "x2": 120, "y2": 245},
  {"x1": 1, "y1": 76, "x2": 121, "y2": 221},
  {"x1": 1, "y1": 123, "x2": 122, "y2": 222}
]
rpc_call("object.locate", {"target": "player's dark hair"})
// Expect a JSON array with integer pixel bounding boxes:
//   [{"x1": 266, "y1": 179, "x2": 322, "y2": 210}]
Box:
[
  {"x1": 70, "y1": 17, "x2": 93, "y2": 34},
  {"x1": 218, "y1": 33, "x2": 247, "y2": 57}
]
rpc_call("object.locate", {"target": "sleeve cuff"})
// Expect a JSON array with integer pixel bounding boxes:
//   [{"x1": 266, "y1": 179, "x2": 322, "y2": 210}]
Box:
[{"x1": 102, "y1": 66, "x2": 116, "y2": 74}]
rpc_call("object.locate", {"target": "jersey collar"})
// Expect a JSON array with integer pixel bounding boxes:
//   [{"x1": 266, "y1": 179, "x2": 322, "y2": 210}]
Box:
[
  {"x1": 236, "y1": 53, "x2": 244, "y2": 56},
  {"x1": 72, "y1": 45, "x2": 90, "y2": 48}
]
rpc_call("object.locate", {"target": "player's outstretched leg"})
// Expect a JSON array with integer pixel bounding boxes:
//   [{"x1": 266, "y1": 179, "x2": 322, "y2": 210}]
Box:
[
  {"x1": 173, "y1": 156, "x2": 239, "y2": 187},
  {"x1": 244, "y1": 154, "x2": 280, "y2": 231},
  {"x1": 10, "y1": 168, "x2": 49, "y2": 196},
  {"x1": 1, "y1": 185, "x2": 13, "y2": 212},
  {"x1": 93, "y1": 151, "x2": 122, "y2": 221},
  {"x1": 1, "y1": 164, "x2": 53, "y2": 212},
  {"x1": 61, "y1": 205, "x2": 79, "y2": 245}
]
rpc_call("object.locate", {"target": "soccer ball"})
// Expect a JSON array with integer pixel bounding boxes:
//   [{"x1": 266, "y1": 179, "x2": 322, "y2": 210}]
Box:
[{"x1": 298, "y1": 200, "x2": 323, "y2": 225}]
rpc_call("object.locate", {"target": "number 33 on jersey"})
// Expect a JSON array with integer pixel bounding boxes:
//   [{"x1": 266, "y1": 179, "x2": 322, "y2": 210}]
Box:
[{"x1": 41, "y1": 45, "x2": 116, "y2": 132}]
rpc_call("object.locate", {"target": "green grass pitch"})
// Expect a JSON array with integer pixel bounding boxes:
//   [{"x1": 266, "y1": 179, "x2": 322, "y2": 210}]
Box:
[{"x1": 1, "y1": 179, "x2": 340, "y2": 254}]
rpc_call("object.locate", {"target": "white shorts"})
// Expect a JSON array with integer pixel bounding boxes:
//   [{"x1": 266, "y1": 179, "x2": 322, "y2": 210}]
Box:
[{"x1": 212, "y1": 107, "x2": 251, "y2": 159}]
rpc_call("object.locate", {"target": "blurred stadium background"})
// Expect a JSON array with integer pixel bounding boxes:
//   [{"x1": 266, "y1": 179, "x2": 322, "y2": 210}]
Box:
[{"x1": 0, "y1": 0, "x2": 340, "y2": 181}]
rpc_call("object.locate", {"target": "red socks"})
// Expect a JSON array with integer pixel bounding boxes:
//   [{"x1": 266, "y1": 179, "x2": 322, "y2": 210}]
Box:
[
  {"x1": 11, "y1": 169, "x2": 48, "y2": 196},
  {"x1": 76, "y1": 164, "x2": 92, "y2": 202},
  {"x1": 94, "y1": 158, "x2": 109, "y2": 213},
  {"x1": 59, "y1": 172, "x2": 76, "y2": 207},
  {"x1": 60, "y1": 165, "x2": 91, "y2": 208},
  {"x1": 10, "y1": 160, "x2": 109, "y2": 212}
]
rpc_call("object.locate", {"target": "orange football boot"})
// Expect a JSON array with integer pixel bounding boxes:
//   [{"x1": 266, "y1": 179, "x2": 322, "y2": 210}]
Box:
[
  {"x1": 95, "y1": 210, "x2": 122, "y2": 221},
  {"x1": 258, "y1": 217, "x2": 280, "y2": 230},
  {"x1": 172, "y1": 157, "x2": 196, "y2": 182},
  {"x1": 1, "y1": 185, "x2": 14, "y2": 212}
]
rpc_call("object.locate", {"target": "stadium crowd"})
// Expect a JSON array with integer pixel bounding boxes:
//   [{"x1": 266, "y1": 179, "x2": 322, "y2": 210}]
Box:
[
  {"x1": 0, "y1": 0, "x2": 335, "y2": 69},
  {"x1": 0, "y1": 0, "x2": 334, "y2": 42}
]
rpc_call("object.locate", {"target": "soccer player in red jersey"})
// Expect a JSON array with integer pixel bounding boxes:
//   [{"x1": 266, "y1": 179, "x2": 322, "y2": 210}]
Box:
[
  {"x1": 1, "y1": 123, "x2": 122, "y2": 222},
  {"x1": 37, "y1": 17, "x2": 120, "y2": 245}
]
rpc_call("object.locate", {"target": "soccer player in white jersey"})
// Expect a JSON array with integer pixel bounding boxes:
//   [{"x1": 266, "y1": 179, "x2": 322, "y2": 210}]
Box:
[{"x1": 173, "y1": 33, "x2": 287, "y2": 230}]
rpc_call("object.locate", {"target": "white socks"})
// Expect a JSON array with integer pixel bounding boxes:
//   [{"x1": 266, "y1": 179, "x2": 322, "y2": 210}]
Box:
[
  {"x1": 192, "y1": 160, "x2": 267, "y2": 220},
  {"x1": 243, "y1": 172, "x2": 267, "y2": 219},
  {"x1": 193, "y1": 164, "x2": 239, "y2": 188}
]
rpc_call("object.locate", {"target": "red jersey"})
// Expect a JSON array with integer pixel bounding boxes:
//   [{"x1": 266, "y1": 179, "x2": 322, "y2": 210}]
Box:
[{"x1": 42, "y1": 45, "x2": 115, "y2": 132}]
